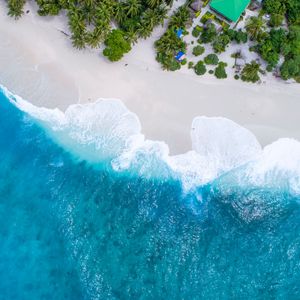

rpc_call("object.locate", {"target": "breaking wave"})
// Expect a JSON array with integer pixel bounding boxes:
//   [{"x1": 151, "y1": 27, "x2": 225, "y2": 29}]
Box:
[{"x1": 4, "y1": 84, "x2": 300, "y2": 194}]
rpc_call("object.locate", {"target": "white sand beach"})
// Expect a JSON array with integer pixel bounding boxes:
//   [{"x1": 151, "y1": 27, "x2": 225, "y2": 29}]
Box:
[{"x1": 0, "y1": 2, "x2": 299, "y2": 154}]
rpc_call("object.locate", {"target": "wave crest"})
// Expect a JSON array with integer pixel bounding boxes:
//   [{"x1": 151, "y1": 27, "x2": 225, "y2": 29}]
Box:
[{"x1": 3, "y1": 85, "x2": 300, "y2": 192}]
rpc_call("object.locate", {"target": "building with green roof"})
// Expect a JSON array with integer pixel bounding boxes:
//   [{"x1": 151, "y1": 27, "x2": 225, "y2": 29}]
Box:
[{"x1": 210, "y1": 0, "x2": 250, "y2": 23}]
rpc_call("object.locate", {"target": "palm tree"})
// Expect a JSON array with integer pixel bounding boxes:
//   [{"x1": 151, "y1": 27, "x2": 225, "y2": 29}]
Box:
[
  {"x1": 71, "y1": 33, "x2": 86, "y2": 49},
  {"x1": 114, "y1": 3, "x2": 126, "y2": 24},
  {"x1": 68, "y1": 7, "x2": 86, "y2": 34},
  {"x1": 141, "y1": 8, "x2": 158, "y2": 28},
  {"x1": 124, "y1": 0, "x2": 142, "y2": 17},
  {"x1": 80, "y1": 0, "x2": 97, "y2": 24},
  {"x1": 146, "y1": 0, "x2": 163, "y2": 9},
  {"x1": 125, "y1": 28, "x2": 139, "y2": 45},
  {"x1": 153, "y1": 5, "x2": 168, "y2": 26},
  {"x1": 168, "y1": 6, "x2": 190, "y2": 29},
  {"x1": 7, "y1": 0, "x2": 26, "y2": 19},
  {"x1": 245, "y1": 16, "x2": 266, "y2": 41},
  {"x1": 241, "y1": 60, "x2": 264, "y2": 83},
  {"x1": 137, "y1": 23, "x2": 154, "y2": 39},
  {"x1": 155, "y1": 29, "x2": 185, "y2": 55},
  {"x1": 85, "y1": 28, "x2": 103, "y2": 48},
  {"x1": 231, "y1": 51, "x2": 242, "y2": 68}
]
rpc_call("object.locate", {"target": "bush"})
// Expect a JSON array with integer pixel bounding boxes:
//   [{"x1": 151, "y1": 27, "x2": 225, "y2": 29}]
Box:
[
  {"x1": 192, "y1": 27, "x2": 201, "y2": 38},
  {"x1": 280, "y1": 57, "x2": 300, "y2": 80},
  {"x1": 181, "y1": 58, "x2": 187, "y2": 65},
  {"x1": 156, "y1": 53, "x2": 181, "y2": 71},
  {"x1": 103, "y1": 29, "x2": 131, "y2": 62},
  {"x1": 204, "y1": 53, "x2": 219, "y2": 65},
  {"x1": 188, "y1": 61, "x2": 194, "y2": 69},
  {"x1": 7, "y1": 0, "x2": 26, "y2": 19},
  {"x1": 36, "y1": 0, "x2": 62, "y2": 16},
  {"x1": 214, "y1": 62, "x2": 227, "y2": 79},
  {"x1": 155, "y1": 29, "x2": 187, "y2": 70},
  {"x1": 270, "y1": 14, "x2": 284, "y2": 27},
  {"x1": 194, "y1": 61, "x2": 207, "y2": 75},
  {"x1": 234, "y1": 74, "x2": 239, "y2": 80},
  {"x1": 192, "y1": 45, "x2": 205, "y2": 56},
  {"x1": 212, "y1": 33, "x2": 231, "y2": 53},
  {"x1": 199, "y1": 23, "x2": 217, "y2": 43},
  {"x1": 234, "y1": 30, "x2": 248, "y2": 43},
  {"x1": 208, "y1": 70, "x2": 214, "y2": 74},
  {"x1": 241, "y1": 61, "x2": 262, "y2": 83}
]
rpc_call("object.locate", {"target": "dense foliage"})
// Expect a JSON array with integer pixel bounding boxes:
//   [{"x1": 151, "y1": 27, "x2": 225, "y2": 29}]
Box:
[
  {"x1": 204, "y1": 54, "x2": 219, "y2": 65},
  {"x1": 192, "y1": 45, "x2": 205, "y2": 56},
  {"x1": 103, "y1": 29, "x2": 132, "y2": 61},
  {"x1": 194, "y1": 60, "x2": 206, "y2": 75},
  {"x1": 7, "y1": 0, "x2": 26, "y2": 19},
  {"x1": 5, "y1": 0, "x2": 300, "y2": 82},
  {"x1": 198, "y1": 23, "x2": 217, "y2": 44},
  {"x1": 155, "y1": 5, "x2": 190, "y2": 71},
  {"x1": 241, "y1": 61, "x2": 263, "y2": 83},
  {"x1": 7, "y1": 0, "x2": 171, "y2": 61},
  {"x1": 260, "y1": 0, "x2": 300, "y2": 80},
  {"x1": 212, "y1": 33, "x2": 231, "y2": 53},
  {"x1": 214, "y1": 62, "x2": 227, "y2": 79}
]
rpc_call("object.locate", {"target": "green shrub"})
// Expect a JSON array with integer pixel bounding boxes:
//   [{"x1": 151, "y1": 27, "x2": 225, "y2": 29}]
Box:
[
  {"x1": 194, "y1": 61, "x2": 207, "y2": 75},
  {"x1": 192, "y1": 27, "x2": 201, "y2": 38},
  {"x1": 168, "y1": 59, "x2": 181, "y2": 71},
  {"x1": 241, "y1": 61, "x2": 262, "y2": 83},
  {"x1": 280, "y1": 57, "x2": 300, "y2": 80},
  {"x1": 103, "y1": 29, "x2": 131, "y2": 62},
  {"x1": 208, "y1": 70, "x2": 214, "y2": 74},
  {"x1": 204, "y1": 53, "x2": 219, "y2": 65},
  {"x1": 234, "y1": 74, "x2": 240, "y2": 80},
  {"x1": 199, "y1": 23, "x2": 217, "y2": 43},
  {"x1": 212, "y1": 33, "x2": 231, "y2": 53},
  {"x1": 7, "y1": 0, "x2": 26, "y2": 19},
  {"x1": 234, "y1": 30, "x2": 248, "y2": 43},
  {"x1": 181, "y1": 58, "x2": 187, "y2": 65},
  {"x1": 188, "y1": 61, "x2": 194, "y2": 69},
  {"x1": 192, "y1": 45, "x2": 205, "y2": 56},
  {"x1": 214, "y1": 62, "x2": 227, "y2": 79},
  {"x1": 270, "y1": 14, "x2": 284, "y2": 27}
]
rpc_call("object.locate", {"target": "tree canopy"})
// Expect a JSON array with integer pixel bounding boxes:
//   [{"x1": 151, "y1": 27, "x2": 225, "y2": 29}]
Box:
[{"x1": 103, "y1": 29, "x2": 132, "y2": 61}]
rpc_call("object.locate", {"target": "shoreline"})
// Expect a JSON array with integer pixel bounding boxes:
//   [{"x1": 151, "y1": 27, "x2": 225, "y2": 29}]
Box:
[{"x1": 0, "y1": 2, "x2": 300, "y2": 154}]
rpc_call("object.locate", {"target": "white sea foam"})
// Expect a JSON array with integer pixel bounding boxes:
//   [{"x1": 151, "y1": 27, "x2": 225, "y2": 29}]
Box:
[
  {"x1": 244, "y1": 138, "x2": 300, "y2": 194},
  {"x1": 3, "y1": 85, "x2": 300, "y2": 193},
  {"x1": 168, "y1": 117, "x2": 262, "y2": 189},
  {"x1": 4, "y1": 86, "x2": 143, "y2": 163}
]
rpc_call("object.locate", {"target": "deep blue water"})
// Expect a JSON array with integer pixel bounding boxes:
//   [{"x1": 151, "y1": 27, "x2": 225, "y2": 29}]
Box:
[{"x1": 0, "y1": 87, "x2": 300, "y2": 299}]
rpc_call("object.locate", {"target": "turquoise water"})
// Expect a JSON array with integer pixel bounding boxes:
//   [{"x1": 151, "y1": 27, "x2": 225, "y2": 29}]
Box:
[{"x1": 0, "y1": 86, "x2": 300, "y2": 299}]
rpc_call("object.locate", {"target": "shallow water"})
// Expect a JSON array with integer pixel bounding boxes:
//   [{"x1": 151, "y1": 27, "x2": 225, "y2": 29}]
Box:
[{"x1": 1, "y1": 86, "x2": 300, "y2": 299}]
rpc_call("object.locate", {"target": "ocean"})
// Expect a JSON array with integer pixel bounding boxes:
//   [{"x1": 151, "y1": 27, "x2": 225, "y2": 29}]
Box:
[{"x1": 0, "y1": 85, "x2": 299, "y2": 299}]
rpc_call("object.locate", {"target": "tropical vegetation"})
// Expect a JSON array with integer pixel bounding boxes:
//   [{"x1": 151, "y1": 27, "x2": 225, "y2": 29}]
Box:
[
  {"x1": 194, "y1": 60, "x2": 206, "y2": 75},
  {"x1": 7, "y1": 0, "x2": 171, "y2": 61},
  {"x1": 155, "y1": 5, "x2": 190, "y2": 70},
  {"x1": 214, "y1": 62, "x2": 227, "y2": 79},
  {"x1": 5, "y1": 0, "x2": 300, "y2": 82},
  {"x1": 241, "y1": 61, "x2": 264, "y2": 83}
]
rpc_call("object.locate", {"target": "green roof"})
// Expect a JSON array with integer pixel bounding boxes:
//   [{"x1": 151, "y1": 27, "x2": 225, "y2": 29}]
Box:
[{"x1": 210, "y1": 0, "x2": 250, "y2": 22}]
